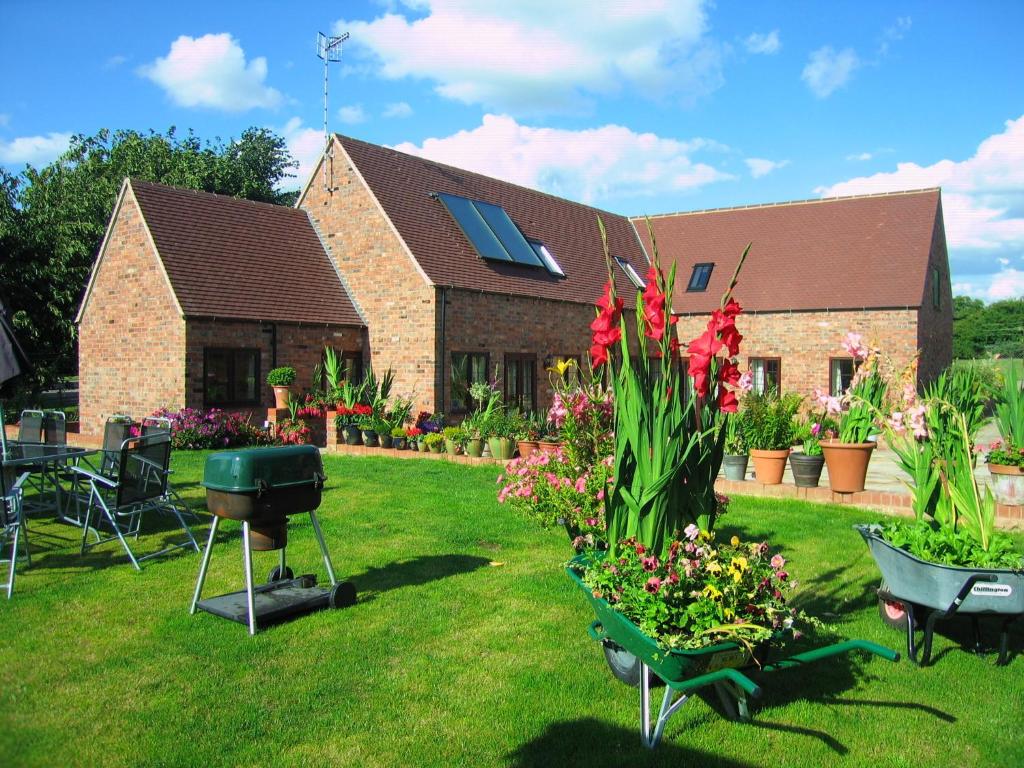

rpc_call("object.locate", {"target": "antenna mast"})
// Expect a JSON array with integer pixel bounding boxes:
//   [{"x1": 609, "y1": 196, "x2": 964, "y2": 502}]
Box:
[{"x1": 316, "y1": 31, "x2": 348, "y2": 192}]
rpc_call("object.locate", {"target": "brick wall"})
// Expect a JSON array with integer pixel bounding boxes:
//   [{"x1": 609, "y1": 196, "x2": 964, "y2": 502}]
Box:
[
  {"x1": 673, "y1": 308, "x2": 921, "y2": 398},
  {"x1": 78, "y1": 187, "x2": 186, "y2": 435},
  {"x1": 300, "y1": 141, "x2": 438, "y2": 413},
  {"x1": 185, "y1": 320, "x2": 362, "y2": 410},
  {"x1": 917, "y1": 205, "x2": 954, "y2": 385}
]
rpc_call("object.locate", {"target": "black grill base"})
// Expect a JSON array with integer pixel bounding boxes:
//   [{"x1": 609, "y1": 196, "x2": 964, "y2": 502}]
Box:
[{"x1": 196, "y1": 575, "x2": 330, "y2": 627}]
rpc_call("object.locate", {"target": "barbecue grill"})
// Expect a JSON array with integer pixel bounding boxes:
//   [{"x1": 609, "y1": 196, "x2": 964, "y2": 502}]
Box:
[{"x1": 190, "y1": 445, "x2": 356, "y2": 634}]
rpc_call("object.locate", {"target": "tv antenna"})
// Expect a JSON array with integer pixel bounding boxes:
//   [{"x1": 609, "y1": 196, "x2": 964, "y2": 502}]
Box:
[{"x1": 316, "y1": 31, "x2": 349, "y2": 192}]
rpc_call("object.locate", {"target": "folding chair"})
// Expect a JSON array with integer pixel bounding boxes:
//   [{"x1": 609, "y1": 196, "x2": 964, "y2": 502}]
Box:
[
  {"x1": 137, "y1": 416, "x2": 198, "y2": 523},
  {"x1": 17, "y1": 410, "x2": 44, "y2": 444},
  {"x1": 1, "y1": 471, "x2": 31, "y2": 598},
  {"x1": 63, "y1": 414, "x2": 134, "y2": 524},
  {"x1": 44, "y1": 410, "x2": 66, "y2": 445},
  {"x1": 73, "y1": 432, "x2": 200, "y2": 570}
]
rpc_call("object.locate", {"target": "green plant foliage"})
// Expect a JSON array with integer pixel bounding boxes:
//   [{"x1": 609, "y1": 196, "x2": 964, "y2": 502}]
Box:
[
  {"x1": 877, "y1": 518, "x2": 1023, "y2": 570},
  {"x1": 738, "y1": 389, "x2": 802, "y2": 451},
  {"x1": 266, "y1": 366, "x2": 297, "y2": 386},
  {"x1": 952, "y1": 296, "x2": 1024, "y2": 359},
  {"x1": 994, "y1": 362, "x2": 1024, "y2": 450}
]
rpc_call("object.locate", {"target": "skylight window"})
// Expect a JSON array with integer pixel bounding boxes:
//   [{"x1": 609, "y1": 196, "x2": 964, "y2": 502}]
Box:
[
  {"x1": 434, "y1": 192, "x2": 563, "y2": 276},
  {"x1": 687, "y1": 263, "x2": 714, "y2": 292},
  {"x1": 614, "y1": 256, "x2": 646, "y2": 289}
]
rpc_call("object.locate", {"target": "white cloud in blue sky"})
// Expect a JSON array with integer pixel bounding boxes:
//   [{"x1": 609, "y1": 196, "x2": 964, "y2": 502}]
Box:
[
  {"x1": 334, "y1": 0, "x2": 723, "y2": 113},
  {"x1": 0, "y1": 132, "x2": 71, "y2": 166},
  {"x1": 744, "y1": 31, "x2": 780, "y2": 55},
  {"x1": 745, "y1": 158, "x2": 789, "y2": 178},
  {"x1": 382, "y1": 101, "x2": 413, "y2": 118},
  {"x1": 139, "y1": 33, "x2": 282, "y2": 111},
  {"x1": 802, "y1": 46, "x2": 859, "y2": 98},
  {"x1": 338, "y1": 104, "x2": 367, "y2": 124}
]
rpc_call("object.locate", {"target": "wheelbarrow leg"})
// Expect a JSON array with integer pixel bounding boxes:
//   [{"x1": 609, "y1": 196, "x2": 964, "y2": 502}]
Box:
[
  {"x1": 970, "y1": 616, "x2": 985, "y2": 655},
  {"x1": 905, "y1": 603, "x2": 920, "y2": 664},
  {"x1": 639, "y1": 664, "x2": 690, "y2": 749},
  {"x1": 997, "y1": 618, "x2": 1013, "y2": 666},
  {"x1": 713, "y1": 680, "x2": 751, "y2": 721}
]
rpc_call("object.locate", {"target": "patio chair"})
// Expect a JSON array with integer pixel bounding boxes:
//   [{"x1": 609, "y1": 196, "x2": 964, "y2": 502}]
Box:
[
  {"x1": 1, "y1": 471, "x2": 31, "y2": 598},
  {"x1": 44, "y1": 410, "x2": 66, "y2": 445},
  {"x1": 63, "y1": 414, "x2": 134, "y2": 523},
  {"x1": 73, "y1": 432, "x2": 200, "y2": 570},
  {"x1": 18, "y1": 410, "x2": 44, "y2": 444},
  {"x1": 136, "y1": 416, "x2": 197, "y2": 523}
]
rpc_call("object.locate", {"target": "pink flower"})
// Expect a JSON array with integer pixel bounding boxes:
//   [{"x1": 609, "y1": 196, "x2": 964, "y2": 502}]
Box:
[
  {"x1": 737, "y1": 369, "x2": 754, "y2": 393},
  {"x1": 585, "y1": 517, "x2": 598, "y2": 527},
  {"x1": 574, "y1": 476, "x2": 587, "y2": 493},
  {"x1": 641, "y1": 555, "x2": 659, "y2": 572},
  {"x1": 645, "y1": 577, "x2": 662, "y2": 594},
  {"x1": 810, "y1": 422, "x2": 822, "y2": 437},
  {"x1": 683, "y1": 523, "x2": 700, "y2": 541},
  {"x1": 842, "y1": 331, "x2": 869, "y2": 360},
  {"x1": 771, "y1": 554, "x2": 786, "y2": 570},
  {"x1": 888, "y1": 411, "x2": 906, "y2": 435}
]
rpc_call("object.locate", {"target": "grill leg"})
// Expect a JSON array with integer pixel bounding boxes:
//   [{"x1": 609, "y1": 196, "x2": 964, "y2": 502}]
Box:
[
  {"x1": 308, "y1": 511, "x2": 337, "y2": 586},
  {"x1": 279, "y1": 547, "x2": 286, "y2": 577},
  {"x1": 189, "y1": 516, "x2": 220, "y2": 615},
  {"x1": 242, "y1": 521, "x2": 257, "y2": 636}
]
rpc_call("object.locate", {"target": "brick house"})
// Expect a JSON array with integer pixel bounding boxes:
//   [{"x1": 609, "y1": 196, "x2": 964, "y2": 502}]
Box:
[
  {"x1": 77, "y1": 136, "x2": 951, "y2": 434},
  {"x1": 638, "y1": 189, "x2": 952, "y2": 398},
  {"x1": 76, "y1": 179, "x2": 364, "y2": 431}
]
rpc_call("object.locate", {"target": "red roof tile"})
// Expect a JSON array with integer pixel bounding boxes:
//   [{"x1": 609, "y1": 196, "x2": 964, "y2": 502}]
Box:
[
  {"x1": 634, "y1": 189, "x2": 943, "y2": 314},
  {"x1": 130, "y1": 180, "x2": 363, "y2": 326},
  {"x1": 337, "y1": 135, "x2": 649, "y2": 308}
]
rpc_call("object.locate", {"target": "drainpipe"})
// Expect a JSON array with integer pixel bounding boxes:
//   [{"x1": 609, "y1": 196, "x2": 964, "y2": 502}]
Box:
[
  {"x1": 261, "y1": 323, "x2": 278, "y2": 369},
  {"x1": 438, "y1": 286, "x2": 448, "y2": 413}
]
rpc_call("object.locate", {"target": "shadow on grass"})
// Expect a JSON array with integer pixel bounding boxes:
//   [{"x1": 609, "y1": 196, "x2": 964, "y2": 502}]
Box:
[
  {"x1": 911, "y1": 612, "x2": 1024, "y2": 667},
  {"x1": 348, "y1": 554, "x2": 493, "y2": 601},
  {"x1": 794, "y1": 558, "x2": 879, "y2": 622},
  {"x1": 505, "y1": 717, "x2": 758, "y2": 768}
]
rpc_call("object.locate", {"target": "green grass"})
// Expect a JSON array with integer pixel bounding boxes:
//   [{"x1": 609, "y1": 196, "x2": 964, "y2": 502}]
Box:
[{"x1": 2, "y1": 453, "x2": 1023, "y2": 767}]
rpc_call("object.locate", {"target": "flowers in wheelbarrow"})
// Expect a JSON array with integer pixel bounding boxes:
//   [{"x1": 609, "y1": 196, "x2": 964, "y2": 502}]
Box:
[{"x1": 581, "y1": 531, "x2": 814, "y2": 651}]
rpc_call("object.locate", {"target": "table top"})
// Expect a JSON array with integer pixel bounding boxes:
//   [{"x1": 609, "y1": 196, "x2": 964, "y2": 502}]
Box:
[{"x1": 1, "y1": 442, "x2": 94, "y2": 467}]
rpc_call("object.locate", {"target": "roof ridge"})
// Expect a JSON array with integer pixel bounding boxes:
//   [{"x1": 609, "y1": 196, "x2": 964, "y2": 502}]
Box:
[
  {"x1": 636, "y1": 187, "x2": 941, "y2": 220},
  {"x1": 334, "y1": 133, "x2": 628, "y2": 221},
  {"x1": 129, "y1": 178, "x2": 299, "y2": 215}
]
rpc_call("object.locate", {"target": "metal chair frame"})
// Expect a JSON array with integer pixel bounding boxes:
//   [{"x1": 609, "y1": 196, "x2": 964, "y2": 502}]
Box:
[
  {"x1": 62, "y1": 414, "x2": 134, "y2": 525},
  {"x1": 1, "y1": 472, "x2": 31, "y2": 599},
  {"x1": 73, "y1": 433, "x2": 200, "y2": 570}
]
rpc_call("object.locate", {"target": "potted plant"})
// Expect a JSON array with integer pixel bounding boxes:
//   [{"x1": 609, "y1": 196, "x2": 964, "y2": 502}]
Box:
[
  {"x1": 987, "y1": 364, "x2": 1024, "y2": 505},
  {"x1": 391, "y1": 427, "x2": 407, "y2": 450},
  {"x1": 359, "y1": 416, "x2": 379, "y2": 447},
  {"x1": 537, "y1": 421, "x2": 562, "y2": 454},
  {"x1": 485, "y1": 410, "x2": 517, "y2": 460},
  {"x1": 406, "y1": 426, "x2": 423, "y2": 450},
  {"x1": 424, "y1": 432, "x2": 444, "y2": 454},
  {"x1": 515, "y1": 415, "x2": 541, "y2": 459},
  {"x1": 721, "y1": 411, "x2": 748, "y2": 481},
  {"x1": 442, "y1": 426, "x2": 465, "y2": 456},
  {"x1": 266, "y1": 366, "x2": 297, "y2": 409},
  {"x1": 376, "y1": 417, "x2": 394, "y2": 448},
  {"x1": 738, "y1": 388, "x2": 801, "y2": 485},
  {"x1": 790, "y1": 409, "x2": 836, "y2": 488},
  {"x1": 820, "y1": 332, "x2": 888, "y2": 492}
]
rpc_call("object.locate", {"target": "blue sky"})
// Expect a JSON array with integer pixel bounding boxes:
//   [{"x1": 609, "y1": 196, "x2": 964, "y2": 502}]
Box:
[{"x1": 2, "y1": 1, "x2": 1022, "y2": 301}]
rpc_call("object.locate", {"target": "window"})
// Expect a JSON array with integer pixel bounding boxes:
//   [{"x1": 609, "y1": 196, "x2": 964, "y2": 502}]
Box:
[
  {"x1": 504, "y1": 354, "x2": 537, "y2": 414},
  {"x1": 749, "y1": 357, "x2": 781, "y2": 395},
  {"x1": 829, "y1": 358, "x2": 855, "y2": 397},
  {"x1": 932, "y1": 267, "x2": 941, "y2": 309},
  {"x1": 204, "y1": 348, "x2": 259, "y2": 407},
  {"x1": 614, "y1": 256, "x2": 646, "y2": 289},
  {"x1": 687, "y1": 263, "x2": 714, "y2": 291},
  {"x1": 341, "y1": 351, "x2": 363, "y2": 384},
  {"x1": 435, "y1": 192, "x2": 563, "y2": 276},
  {"x1": 451, "y1": 352, "x2": 490, "y2": 412}
]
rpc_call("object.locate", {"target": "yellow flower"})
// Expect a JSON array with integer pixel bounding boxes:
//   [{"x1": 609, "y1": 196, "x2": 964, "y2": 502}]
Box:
[
  {"x1": 730, "y1": 535, "x2": 740, "y2": 547},
  {"x1": 546, "y1": 358, "x2": 577, "y2": 377},
  {"x1": 705, "y1": 561, "x2": 723, "y2": 575},
  {"x1": 731, "y1": 556, "x2": 748, "y2": 573},
  {"x1": 702, "y1": 584, "x2": 722, "y2": 601}
]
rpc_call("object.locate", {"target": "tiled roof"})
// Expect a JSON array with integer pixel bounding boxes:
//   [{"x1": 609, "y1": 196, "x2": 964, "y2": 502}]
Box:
[
  {"x1": 634, "y1": 189, "x2": 943, "y2": 314},
  {"x1": 337, "y1": 135, "x2": 649, "y2": 307},
  {"x1": 130, "y1": 180, "x2": 363, "y2": 326}
]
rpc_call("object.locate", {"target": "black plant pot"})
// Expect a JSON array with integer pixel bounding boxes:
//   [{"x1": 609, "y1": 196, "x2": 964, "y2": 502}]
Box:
[{"x1": 790, "y1": 452, "x2": 825, "y2": 487}]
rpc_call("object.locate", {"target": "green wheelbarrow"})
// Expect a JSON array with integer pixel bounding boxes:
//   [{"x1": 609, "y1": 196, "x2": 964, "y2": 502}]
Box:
[{"x1": 568, "y1": 563, "x2": 900, "y2": 748}]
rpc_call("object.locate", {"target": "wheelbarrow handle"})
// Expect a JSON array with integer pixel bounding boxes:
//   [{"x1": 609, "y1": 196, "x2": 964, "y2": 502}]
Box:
[
  {"x1": 587, "y1": 620, "x2": 608, "y2": 642},
  {"x1": 764, "y1": 639, "x2": 900, "y2": 672}
]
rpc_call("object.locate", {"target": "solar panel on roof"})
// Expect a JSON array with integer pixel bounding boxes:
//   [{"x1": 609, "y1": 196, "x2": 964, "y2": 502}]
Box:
[
  {"x1": 473, "y1": 199, "x2": 545, "y2": 268},
  {"x1": 436, "y1": 192, "x2": 512, "y2": 262}
]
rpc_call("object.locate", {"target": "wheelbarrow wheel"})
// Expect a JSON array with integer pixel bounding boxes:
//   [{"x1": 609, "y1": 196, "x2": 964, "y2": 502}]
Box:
[
  {"x1": 602, "y1": 641, "x2": 662, "y2": 688},
  {"x1": 267, "y1": 565, "x2": 294, "y2": 583},
  {"x1": 877, "y1": 580, "x2": 917, "y2": 630},
  {"x1": 330, "y1": 581, "x2": 357, "y2": 609}
]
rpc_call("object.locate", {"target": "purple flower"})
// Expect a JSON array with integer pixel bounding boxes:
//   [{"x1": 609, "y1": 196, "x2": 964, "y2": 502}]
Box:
[{"x1": 644, "y1": 577, "x2": 662, "y2": 594}]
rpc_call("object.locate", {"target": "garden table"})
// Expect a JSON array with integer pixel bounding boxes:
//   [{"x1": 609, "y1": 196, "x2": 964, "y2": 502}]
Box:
[{"x1": 1, "y1": 441, "x2": 94, "y2": 524}]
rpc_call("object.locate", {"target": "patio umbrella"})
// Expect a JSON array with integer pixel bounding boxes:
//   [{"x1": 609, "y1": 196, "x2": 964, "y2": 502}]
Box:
[{"x1": 0, "y1": 298, "x2": 30, "y2": 388}]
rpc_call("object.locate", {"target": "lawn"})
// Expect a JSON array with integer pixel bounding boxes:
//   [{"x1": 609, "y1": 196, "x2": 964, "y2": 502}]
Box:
[{"x1": 2, "y1": 453, "x2": 1022, "y2": 767}]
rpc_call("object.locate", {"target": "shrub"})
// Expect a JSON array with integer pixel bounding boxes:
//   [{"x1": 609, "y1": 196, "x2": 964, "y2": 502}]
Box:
[
  {"x1": 266, "y1": 366, "x2": 296, "y2": 386},
  {"x1": 151, "y1": 407, "x2": 275, "y2": 450},
  {"x1": 739, "y1": 390, "x2": 802, "y2": 450}
]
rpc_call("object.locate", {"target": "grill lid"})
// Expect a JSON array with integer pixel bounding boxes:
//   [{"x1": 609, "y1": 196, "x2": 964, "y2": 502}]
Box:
[{"x1": 202, "y1": 445, "x2": 325, "y2": 494}]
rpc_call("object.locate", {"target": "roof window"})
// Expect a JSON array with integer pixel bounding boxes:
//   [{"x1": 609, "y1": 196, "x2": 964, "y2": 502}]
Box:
[
  {"x1": 687, "y1": 263, "x2": 714, "y2": 292},
  {"x1": 434, "y1": 192, "x2": 562, "y2": 276},
  {"x1": 614, "y1": 256, "x2": 646, "y2": 289}
]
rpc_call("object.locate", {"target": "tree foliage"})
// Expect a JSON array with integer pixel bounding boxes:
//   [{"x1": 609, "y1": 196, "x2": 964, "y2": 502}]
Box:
[
  {"x1": 0, "y1": 127, "x2": 297, "y2": 396},
  {"x1": 952, "y1": 295, "x2": 1024, "y2": 359}
]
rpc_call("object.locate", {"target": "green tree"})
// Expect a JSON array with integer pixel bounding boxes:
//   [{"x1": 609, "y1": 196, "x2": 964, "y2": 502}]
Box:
[
  {"x1": 952, "y1": 295, "x2": 1024, "y2": 359},
  {"x1": 952, "y1": 295, "x2": 985, "y2": 358},
  {"x1": 0, "y1": 127, "x2": 298, "y2": 396}
]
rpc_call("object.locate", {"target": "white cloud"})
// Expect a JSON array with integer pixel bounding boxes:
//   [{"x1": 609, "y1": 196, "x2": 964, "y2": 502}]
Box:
[
  {"x1": 139, "y1": 33, "x2": 282, "y2": 111},
  {"x1": 391, "y1": 113, "x2": 732, "y2": 205},
  {"x1": 801, "y1": 46, "x2": 858, "y2": 98},
  {"x1": 817, "y1": 115, "x2": 1024, "y2": 301},
  {"x1": 847, "y1": 151, "x2": 873, "y2": 162},
  {"x1": 0, "y1": 132, "x2": 72, "y2": 166},
  {"x1": 280, "y1": 117, "x2": 326, "y2": 190},
  {"x1": 744, "y1": 30, "x2": 780, "y2": 55},
  {"x1": 338, "y1": 104, "x2": 367, "y2": 124},
  {"x1": 334, "y1": 1, "x2": 723, "y2": 113},
  {"x1": 383, "y1": 101, "x2": 413, "y2": 118},
  {"x1": 745, "y1": 157, "x2": 788, "y2": 178},
  {"x1": 879, "y1": 16, "x2": 911, "y2": 56},
  {"x1": 0, "y1": 113, "x2": 9, "y2": 127},
  {"x1": 987, "y1": 269, "x2": 1024, "y2": 301}
]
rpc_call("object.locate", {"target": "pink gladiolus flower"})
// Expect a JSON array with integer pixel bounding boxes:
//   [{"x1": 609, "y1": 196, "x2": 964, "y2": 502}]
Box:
[
  {"x1": 842, "y1": 331, "x2": 869, "y2": 360},
  {"x1": 888, "y1": 411, "x2": 906, "y2": 435},
  {"x1": 738, "y1": 369, "x2": 754, "y2": 393},
  {"x1": 810, "y1": 422, "x2": 822, "y2": 437}
]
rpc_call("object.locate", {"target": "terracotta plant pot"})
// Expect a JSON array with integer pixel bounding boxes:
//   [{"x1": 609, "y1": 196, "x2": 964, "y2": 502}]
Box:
[
  {"x1": 517, "y1": 440, "x2": 539, "y2": 459},
  {"x1": 988, "y1": 463, "x2": 1024, "y2": 506},
  {"x1": 789, "y1": 452, "x2": 825, "y2": 488},
  {"x1": 749, "y1": 448, "x2": 789, "y2": 485},
  {"x1": 538, "y1": 440, "x2": 562, "y2": 455},
  {"x1": 722, "y1": 454, "x2": 748, "y2": 481},
  {"x1": 821, "y1": 441, "x2": 875, "y2": 493},
  {"x1": 272, "y1": 385, "x2": 290, "y2": 409},
  {"x1": 466, "y1": 438, "x2": 484, "y2": 458}
]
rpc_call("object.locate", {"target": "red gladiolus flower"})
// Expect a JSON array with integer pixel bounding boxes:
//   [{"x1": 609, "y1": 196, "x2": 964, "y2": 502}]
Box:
[
  {"x1": 590, "y1": 281, "x2": 624, "y2": 367},
  {"x1": 590, "y1": 342, "x2": 610, "y2": 368},
  {"x1": 686, "y1": 327, "x2": 722, "y2": 398},
  {"x1": 640, "y1": 266, "x2": 678, "y2": 345},
  {"x1": 718, "y1": 388, "x2": 738, "y2": 413},
  {"x1": 718, "y1": 358, "x2": 740, "y2": 387}
]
